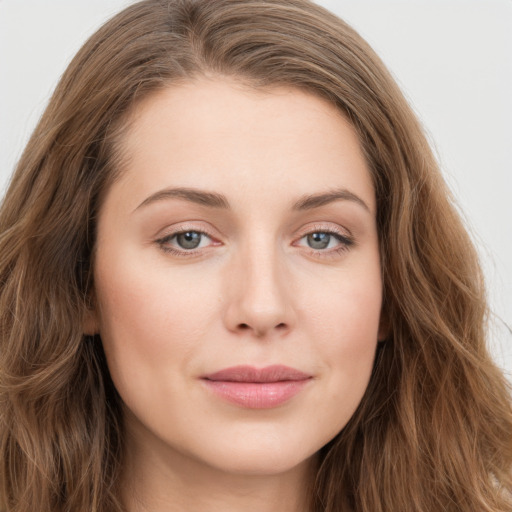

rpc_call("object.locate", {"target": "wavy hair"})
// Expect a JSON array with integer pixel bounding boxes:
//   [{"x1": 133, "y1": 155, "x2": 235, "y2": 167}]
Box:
[{"x1": 0, "y1": 1, "x2": 510, "y2": 510}]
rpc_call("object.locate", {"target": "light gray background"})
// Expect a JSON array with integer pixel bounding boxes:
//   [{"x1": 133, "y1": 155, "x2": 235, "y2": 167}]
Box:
[{"x1": 0, "y1": 0, "x2": 510, "y2": 377}]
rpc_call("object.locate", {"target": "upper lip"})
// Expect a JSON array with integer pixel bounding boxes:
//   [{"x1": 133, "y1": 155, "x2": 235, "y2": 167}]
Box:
[{"x1": 202, "y1": 365, "x2": 311, "y2": 383}]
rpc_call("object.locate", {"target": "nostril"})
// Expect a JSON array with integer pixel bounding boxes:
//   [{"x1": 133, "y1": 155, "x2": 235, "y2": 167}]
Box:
[{"x1": 236, "y1": 322, "x2": 288, "y2": 334}]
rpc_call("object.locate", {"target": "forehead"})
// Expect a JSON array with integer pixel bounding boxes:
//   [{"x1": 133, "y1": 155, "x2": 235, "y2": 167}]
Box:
[{"x1": 110, "y1": 77, "x2": 375, "y2": 214}]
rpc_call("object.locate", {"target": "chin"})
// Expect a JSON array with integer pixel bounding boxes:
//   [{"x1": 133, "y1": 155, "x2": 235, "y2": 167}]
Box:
[
  {"x1": 208, "y1": 446, "x2": 318, "y2": 477},
  {"x1": 181, "y1": 425, "x2": 327, "y2": 478}
]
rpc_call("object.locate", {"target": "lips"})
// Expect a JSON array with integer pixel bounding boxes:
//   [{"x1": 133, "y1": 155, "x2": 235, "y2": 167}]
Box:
[{"x1": 201, "y1": 365, "x2": 312, "y2": 409}]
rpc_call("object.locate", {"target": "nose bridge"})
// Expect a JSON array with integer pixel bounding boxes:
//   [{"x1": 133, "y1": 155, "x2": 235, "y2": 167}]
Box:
[{"x1": 224, "y1": 232, "x2": 293, "y2": 337}]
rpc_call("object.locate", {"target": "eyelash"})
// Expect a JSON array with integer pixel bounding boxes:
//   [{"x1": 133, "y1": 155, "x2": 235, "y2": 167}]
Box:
[
  {"x1": 155, "y1": 226, "x2": 219, "y2": 257},
  {"x1": 155, "y1": 225, "x2": 354, "y2": 258},
  {"x1": 294, "y1": 224, "x2": 354, "y2": 257}
]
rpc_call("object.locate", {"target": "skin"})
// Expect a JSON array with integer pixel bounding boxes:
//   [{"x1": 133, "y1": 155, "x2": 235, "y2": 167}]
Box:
[{"x1": 88, "y1": 77, "x2": 385, "y2": 512}]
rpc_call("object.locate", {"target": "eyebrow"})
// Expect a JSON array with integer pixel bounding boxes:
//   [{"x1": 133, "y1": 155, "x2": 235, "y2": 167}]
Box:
[
  {"x1": 292, "y1": 188, "x2": 371, "y2": 213},
  {"x1": 134, "y1": 187, "x2": 230, "y2": 212},
  {"x1": 134, "y1": 186, "x2": 370, "y2": 213}
]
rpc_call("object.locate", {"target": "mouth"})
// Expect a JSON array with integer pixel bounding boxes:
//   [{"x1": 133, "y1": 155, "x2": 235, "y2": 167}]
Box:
[{"x1": 201, "y1": 365, "x2": 312, "y2": 409}]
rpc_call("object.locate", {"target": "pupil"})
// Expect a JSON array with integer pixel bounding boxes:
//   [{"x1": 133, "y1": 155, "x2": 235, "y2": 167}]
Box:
[
  {"x1": 177, "y1": 231, "x2": 201, "y2": 249},
  {"x1": 307, "y1": 232, "x2": 330, "y2": 249}
]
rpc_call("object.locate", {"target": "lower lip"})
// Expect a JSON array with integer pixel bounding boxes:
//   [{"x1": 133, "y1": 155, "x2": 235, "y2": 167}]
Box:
[{"x1": 202, "y1": 379, "x2": 310, "y2": 409}]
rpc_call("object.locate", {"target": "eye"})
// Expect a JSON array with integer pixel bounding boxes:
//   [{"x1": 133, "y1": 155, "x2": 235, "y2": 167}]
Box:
[
  {"x1": 157, "y1": 230, "x2": 215, "y2": 253},
  {"x1": 295, "y1": 229, "x2": 354, "y2": 253},
  {"x1": 305, "y1": 232, "x2": 334, "y2": 250},
  {"x1": 174, "y1": 231, "x2": 205, "y2": 250}
]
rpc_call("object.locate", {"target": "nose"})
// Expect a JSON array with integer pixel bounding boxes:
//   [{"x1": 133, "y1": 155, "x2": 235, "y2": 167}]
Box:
[{"x1": 223, "y1": 241, "x2": 295, "y2": 338}]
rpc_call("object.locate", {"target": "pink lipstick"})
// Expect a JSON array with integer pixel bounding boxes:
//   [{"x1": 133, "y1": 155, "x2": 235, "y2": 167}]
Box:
[{"x1": 201, "y1": 365, "x2": 312, "y2": 409}]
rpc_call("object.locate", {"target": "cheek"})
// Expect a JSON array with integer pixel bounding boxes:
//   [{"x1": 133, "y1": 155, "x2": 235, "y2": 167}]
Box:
[
  {"x1": 300, "y1": 266, "x2": 382, "y2": 417},
  {"x1": 302, "y1": 262, "x2": 382, "y2": 347},
  {"x1": 93, "y1": 251, "x2": 220, "y2": 386}
]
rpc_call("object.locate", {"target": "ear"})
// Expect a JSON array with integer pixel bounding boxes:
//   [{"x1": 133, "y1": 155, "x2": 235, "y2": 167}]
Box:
[
  {"x1": 83, "y1": 308, "x2": 99, "y2": 336},
  {"x1": 377, "y1": 309, "x2": 390, "y2": 342},
  {"x1": 83, "y1": 294, "x2": 100, "y2": 336}
]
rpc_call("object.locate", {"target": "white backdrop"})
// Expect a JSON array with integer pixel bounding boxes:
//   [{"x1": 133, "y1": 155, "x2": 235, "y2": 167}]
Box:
[{"x1": 0, "y1": 0, "x2": 510, "y2": 377}]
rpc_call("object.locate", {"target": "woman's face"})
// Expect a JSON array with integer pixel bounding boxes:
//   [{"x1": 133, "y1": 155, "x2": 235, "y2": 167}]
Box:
[{"x1": 90, "y1": 78, "x2": 384, "y2": 477}]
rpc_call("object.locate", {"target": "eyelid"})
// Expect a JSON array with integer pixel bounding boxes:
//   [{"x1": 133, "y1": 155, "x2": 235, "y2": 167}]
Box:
[
  {"x1": 154, "y1": 222, "x2": 222, "y2": 255},
  {"x1": 155, "y1": 221, "x2": 219, "y2": 240},
  {"x1": 293, "y1": 222, "x2": 353, "y2": 241},
  {"x1": 292, "y1": 223, "x2": 355, "y2": 253}
]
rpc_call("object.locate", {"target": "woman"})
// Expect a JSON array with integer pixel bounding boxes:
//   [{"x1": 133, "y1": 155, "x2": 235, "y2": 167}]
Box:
[{"x1": 0, "y1": 1, "x2": 510, "y2": 511}]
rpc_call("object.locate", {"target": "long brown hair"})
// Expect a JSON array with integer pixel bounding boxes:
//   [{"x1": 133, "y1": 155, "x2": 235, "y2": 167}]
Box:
[{"x1": 1, "y1": 1, "x2": 510, "y2": 511}]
